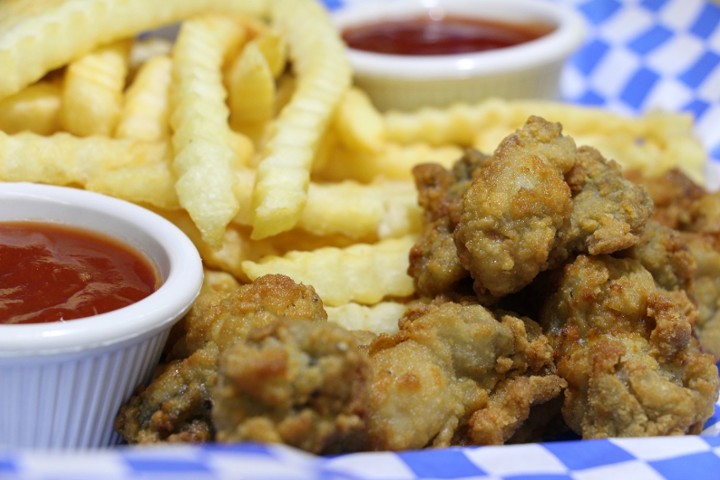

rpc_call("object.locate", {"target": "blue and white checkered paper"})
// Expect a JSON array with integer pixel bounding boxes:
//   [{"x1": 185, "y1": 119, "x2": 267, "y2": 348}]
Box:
[
  {"x1": 2, "y1": 431, "x2": 720, "y2": 479},
  {"x1": 1, "y1": 1, "x2": 719, "y2": 479},
  {"x1": 558, "y1": 0, "x2": 720, "y2": 166}
]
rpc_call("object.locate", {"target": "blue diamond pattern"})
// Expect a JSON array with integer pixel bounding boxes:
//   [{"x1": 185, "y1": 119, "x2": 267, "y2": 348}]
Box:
[{"x1": 628, "y1": 25, "x2": 673, "y2": 55}]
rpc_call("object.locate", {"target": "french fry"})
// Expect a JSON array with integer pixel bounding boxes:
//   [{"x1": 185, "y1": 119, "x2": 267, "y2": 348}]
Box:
[
  {"x1": 376, "y1": 182, "x2": 424, "y2": 239},
  {"x1": 273, "y1": 71, "x2": 296, "y2": 115},
  {"x1": 308, "y1": 126, "x2": 338, "y2": 173},
  {"x1": 298, "y1": 180, "x2": 421, "y2": 240},
  {"x1": 253, "y1": 29, "x2": 287, "y2": 79},
  {"x1": 385, "y1": 98, "x2": 707, "y2": 182},
  {"x1": 384, "y1": 102, "x2": 496, "y2": 146},
  {"x1": 229, "y1": 131, "x2": 255, "y2": 168},
  {"x1": 263, "y1": 229, "x2": 363, "y2": 255},
  {"x1": 241, "y1": 235, "x2": 417, "y2": 306},
  {"x1": 250, "y1": 0, "x2": 352, "y2": 239},
  {"x1": 170, "y1": 14, "x2": 245, "y2": 247},
  {"x1": 115, "y1": 54, "x2": 172, "y2": 141},
  {"x1": 60, "y1": 40, "x2": 132, "y2": 136},
  {"x1": 0, "y1": 0, "x2": 271, "y2": 101},
  {"x1": 326, "y1": 301, "x2": 407, "y2": 334},
  {"x1": 231, "y1": 167, "x2": 257, "y2": 227},
  {"x1": 160, "y1": 209, "x2": 279, "y2": 281},
  {"x1": 201, "y1": 269, "x2": 241, "y2": 294},
  {"x1": 0, "y1": 131, "x2": 170, "y2": 197},
  {"x1": 635, "y1": 111, "x2": 707, "y2": 183},
  {"x1": 316, "y1": 142, "x2": 463, "y2": 183},
  {"x1": 85, "y1": 161, "x2": 178, "y2": 209},
  {"x1": 385, "y1": 99, "x2": 628, "y2": 146},
  {"x1": 0, "y1": 81, "x2": 61, "y2": 135},
  {"x1": 226, "y1": 39, "x2": 275, "y2": 137},
  {"x1": 232, "y1": 168, "x2": 421, "y2": 241},
  {"x1": 333, "y1": 87, "x2": 386, "y2": 154},
  {"x1": 297, "y1": 180, "x2": 389, "y2": 239}
]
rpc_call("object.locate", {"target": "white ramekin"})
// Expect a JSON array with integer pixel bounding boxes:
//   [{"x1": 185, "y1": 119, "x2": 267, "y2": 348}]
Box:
[
  {"x1": 0, "y1": 182, "x2": 204, "y2": 449},
  {"x1": 333, "y1": 0, "x2": 587, "y2": 111}
]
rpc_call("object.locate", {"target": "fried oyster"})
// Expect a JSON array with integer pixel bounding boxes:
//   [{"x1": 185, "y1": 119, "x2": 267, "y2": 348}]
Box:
[
  {"x1": 117, "y1": 116, "x2": 719, "y2": 453},
  {"x1": 115, "y1": 273, "x2": 371, "y2": 453},
  {"x1": 116, "y1": 274, "x2": 564, "y2": 452},
  {"x1": 411, "y1": 115, "x2": 654, "y2": 304},
  {"x1": 366, "y1": 301, "x2": 564, "y2": 450},
  {"x1": 408, "y1": 116, "x2": 718, "y2": 439},
  {"x1": 539, "y1": 254, "x2": 718, "y2": 438}
]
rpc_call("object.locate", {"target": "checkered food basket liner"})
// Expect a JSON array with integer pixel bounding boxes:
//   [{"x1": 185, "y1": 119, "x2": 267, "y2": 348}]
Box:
[{"x1": 1, "y1": 1, "x2": 719, "y2": 479}]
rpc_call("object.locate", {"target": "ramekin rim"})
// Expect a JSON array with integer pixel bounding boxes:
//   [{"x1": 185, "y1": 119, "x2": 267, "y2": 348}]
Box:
[
  {"x1": 0, "y1": 182, "x2": 204, "y2": 357},
  {"x1": 333, "y1": 0, "x2": 587, "y2": 80}
]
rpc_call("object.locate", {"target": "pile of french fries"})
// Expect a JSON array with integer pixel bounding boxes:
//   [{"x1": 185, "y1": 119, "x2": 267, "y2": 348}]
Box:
[{"x1": 0, "y1": 0, "x2": 708, "y2": 331}]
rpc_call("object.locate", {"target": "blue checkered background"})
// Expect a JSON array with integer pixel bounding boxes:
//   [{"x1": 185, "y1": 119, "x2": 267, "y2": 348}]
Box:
[
  {"x1": 1, "y1": 1, "x2": 719, "y2": 479},
  {"x1": 558, "y1": 0, "x2": 720, "y2": 166}
]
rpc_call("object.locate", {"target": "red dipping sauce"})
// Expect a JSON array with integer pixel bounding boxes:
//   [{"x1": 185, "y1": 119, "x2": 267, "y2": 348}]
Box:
[
  {"x1": 0, "y1": 222, "x2": 158, "y2": 325},
  {"x1": 342, "y1": 15, "x2": 554, "y2": 56}
]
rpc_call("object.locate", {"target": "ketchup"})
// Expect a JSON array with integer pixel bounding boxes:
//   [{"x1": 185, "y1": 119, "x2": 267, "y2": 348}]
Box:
[
  {"x1": 0, "y1": 222, "x2": 158, "y2": 324},
  {"x1": 342, "y1": 15, "x2": 553, "y2": 56}
]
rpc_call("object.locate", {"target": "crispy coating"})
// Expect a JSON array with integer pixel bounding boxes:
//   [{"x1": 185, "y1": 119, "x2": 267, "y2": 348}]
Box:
[
  {"x1": 453, "y1": 117, "x2": 576, "y2": 300},
  {"x1": 688, "y1": 192, "x2": 720, "y2": 234},
  {"x1": 117, "y1": 120, "x2": 720, "y2": 452},
  {"x1": 680, "y1": 232, "x2": 720, "y2": 359},
  {"x1": 365, "y1": 301, "x2": 565, "y2": 450},
  {"x1": 684, "y1": 191, "x2": 720, "y2": 357},
  {"x1": 408, "y1": 150, "x2": 487, "y2": 297},
  {"x1": 450, "y1": 116, "x2": 652, "y2": 301},
  {"x1": 624, "y1": 168, "x2": 706, "y2": 229},
  {"x1": 115, "y1": 274, "x2": 328, "y2": 444},
  {"x1": 467, "y1": 374, "x2": 567, "y2": 445},
  {"x1": 408, "y1": 219, "x2": 471, "y2": 297},
  {"x1": 405, "y1": 117, "x2": 717, "y2": 442},
  {"x1": 624, "y1": 168, "x2": 720, "y2": 358},
  {"x1": 552, "y1": 146, "x2": 654, "y2": 262},
  {"x1": 118, "y1": 275, "x2": 566, "y2": 452},
  {"x1": 540, "y1": 255, "x2": 719, "y2": 438},
  {"x1": 114, "y1": 345, "x2": 219, "y2": 443},
  {"x1": 622, "y1": 220, "x2": 696, "y2": 293},
  {"x1": 212, "y1": 318, "x2": 370, "y2": 454}
]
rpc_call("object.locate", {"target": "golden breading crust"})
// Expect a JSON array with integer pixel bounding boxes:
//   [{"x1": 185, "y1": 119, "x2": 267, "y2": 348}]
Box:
[{"x1": 540, "y1": 254, "x2": 719, "y2": 438}]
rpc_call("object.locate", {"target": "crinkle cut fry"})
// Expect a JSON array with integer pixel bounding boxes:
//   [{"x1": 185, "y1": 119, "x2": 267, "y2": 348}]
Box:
[
  {"x1": 0, "y1": 81, "x2": 61, "y2": 135},
  {"x1": 250, "y1": 0, "x2": 352, "y2": 239},
  {"x1": 170, "y1": 14, "x2": 244, "y2": 247},
  {"x1": 60, "y1": 39, "x2": 132, "y2": 137},
  {"x1": 0, "y1": 0, "x2": 270, "y2": 101},
  {"x1": 365, "y1": 302, "x2": 564, "y2": 450},
  {"x1": 540, "y1": 254, "x2": 719, "y2": 438},
  {"x1": 116, "y1": 54, "x2": 173, "y2": 141},
  {"x1": 242, "y1": 235, "x2": 416, "y2": 306},
  {"x1": 226, "y1": 39, "x2": 275, "y2": 131},
  {"x1": 0, "y1": 131, "x2": 177, "y2": 209},
  {"x1": 382, "y1": 99, "x2": 706, "y2": 183}
]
